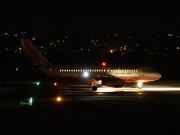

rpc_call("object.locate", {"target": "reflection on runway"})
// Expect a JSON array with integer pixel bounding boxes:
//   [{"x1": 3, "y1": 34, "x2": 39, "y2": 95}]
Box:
[
  {"x1": 1, "y1": 80, "x2": 180, "y2": 107},
  {"x1": 1, "y1": 81, "x2": 180, "y2": 134},
  {"x1": 142, "y1": 87, "x2": 180, "y2": 91},
  {"x1": 95, "y1": 80, "x2": 180, "y2": 92},
  {"x1": 96, "y1": 87, "x2": 180, "y2": 92}
]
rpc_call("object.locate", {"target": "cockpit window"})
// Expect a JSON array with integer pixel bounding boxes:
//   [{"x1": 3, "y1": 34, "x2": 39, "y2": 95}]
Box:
[{"x1": 149, "y1": 69, "x2": 154, "y2": 72}]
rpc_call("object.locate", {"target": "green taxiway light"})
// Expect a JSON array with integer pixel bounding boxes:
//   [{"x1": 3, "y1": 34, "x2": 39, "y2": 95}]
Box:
[
  {"x1": 36, "y1": 81, "x2": 40, "y2": 86},
  {"x1": 29, "y1": 97, "x2": 33, "y2": 105}
]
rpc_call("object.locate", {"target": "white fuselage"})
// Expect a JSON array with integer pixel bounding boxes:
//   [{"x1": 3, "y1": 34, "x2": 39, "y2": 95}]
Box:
[{"x1": 39, "y1": 64, "x2": 161, "y2": 82}]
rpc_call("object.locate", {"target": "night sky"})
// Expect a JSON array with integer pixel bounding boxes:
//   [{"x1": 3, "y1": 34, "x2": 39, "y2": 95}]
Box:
[{"x1": 0, "y1": 0, "x2": 180, "y2": 37}]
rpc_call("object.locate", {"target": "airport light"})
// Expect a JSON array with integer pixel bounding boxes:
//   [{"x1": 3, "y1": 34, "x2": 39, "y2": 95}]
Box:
[
  {"x1": 110, "y1": 50, "x2": 113, "y2": 53},
  {"x1": 56, "y1": 97, "x2": 62, "y2": 102},
  {"x1": 36, "y1": 81, "x2": 40, "y2": 86},
  {"x1": 29, "y1": 97, "x2": 33, "y2": 106},
  {"x1": 54, "y1": 82, "x2": 57, "y2": 86}
]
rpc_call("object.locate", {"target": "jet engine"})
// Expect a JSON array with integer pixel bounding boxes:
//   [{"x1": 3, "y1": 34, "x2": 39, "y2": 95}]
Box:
[
  {"x1": 91, "y1": 78, "x2": 125, "y2": 91},
  {"x1": 101, "y1": 78, "x2": 125, "y2": 87}
]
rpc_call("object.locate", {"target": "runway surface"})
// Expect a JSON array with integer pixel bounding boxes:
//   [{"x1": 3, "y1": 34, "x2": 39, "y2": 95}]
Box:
[
  {"x1": 1, "y1": 80, "x2": 180, "y2": 106},
  {"x1": 0, "y1": 80, "x2": 180, "y2": 134}
]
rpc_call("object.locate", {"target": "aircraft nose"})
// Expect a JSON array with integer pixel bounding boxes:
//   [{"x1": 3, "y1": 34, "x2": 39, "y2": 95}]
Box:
[{"x1": 157, "y1": 72, "x2": 162, "y2": 79}]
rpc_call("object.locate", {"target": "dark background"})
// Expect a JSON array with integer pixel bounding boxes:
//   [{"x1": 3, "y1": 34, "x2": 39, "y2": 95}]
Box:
[
  {"x1": 0, "y1": 0, "x2": 180, "y2": 37},
  {"x1": 0, "y1": 0, "x2": 180, "y2": 81}
]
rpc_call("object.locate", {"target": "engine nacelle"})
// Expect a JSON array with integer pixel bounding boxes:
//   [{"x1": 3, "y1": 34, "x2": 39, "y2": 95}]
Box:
[{"x1": 101, "y1": 78, "x2": 125, "y2": 87}]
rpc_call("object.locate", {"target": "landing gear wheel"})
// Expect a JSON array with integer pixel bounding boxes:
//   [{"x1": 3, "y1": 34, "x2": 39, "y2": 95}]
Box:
[{"x1": 92, "y1": 86, "x2": 97, "y2": 91}]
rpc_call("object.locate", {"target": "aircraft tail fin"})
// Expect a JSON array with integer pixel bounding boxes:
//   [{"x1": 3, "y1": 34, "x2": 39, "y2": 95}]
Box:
[{"x1": 21, "y1": 39, "x2": 51, "y2": 65}]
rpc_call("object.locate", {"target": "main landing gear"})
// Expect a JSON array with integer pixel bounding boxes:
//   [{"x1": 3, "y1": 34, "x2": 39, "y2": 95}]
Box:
[
  {"x1": 89, "y1": 79, "x2": 102, "y2": 91},
  {"x1": 92, "y1": 86, "x2": 97, "y2": 91},
  {"x1": 89, "y1": 82, "x2": 99, "y2": 91}
]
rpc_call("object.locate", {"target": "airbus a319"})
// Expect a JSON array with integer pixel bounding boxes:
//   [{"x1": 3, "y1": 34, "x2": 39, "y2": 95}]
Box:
[{"x1": 21, "y1": 39, "x2": 161, "y2": 91}]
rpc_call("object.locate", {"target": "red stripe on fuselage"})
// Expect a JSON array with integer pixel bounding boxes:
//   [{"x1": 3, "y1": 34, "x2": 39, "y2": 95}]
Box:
[{"x1": 122, "y1": 76, "x2": 161, "y2": 82}]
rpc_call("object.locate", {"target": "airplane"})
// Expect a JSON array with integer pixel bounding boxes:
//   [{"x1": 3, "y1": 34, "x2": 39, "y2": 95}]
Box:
[{"x1": 21, "y1": 39, "x2": 162, "y2": 91}]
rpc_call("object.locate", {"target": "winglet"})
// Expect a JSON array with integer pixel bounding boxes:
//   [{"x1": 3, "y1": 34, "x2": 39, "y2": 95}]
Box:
[{"x1": 21, "y1": 39, "x2": 51, "y2": 65}]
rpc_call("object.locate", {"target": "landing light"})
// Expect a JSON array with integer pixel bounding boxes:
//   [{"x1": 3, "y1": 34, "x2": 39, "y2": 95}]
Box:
[
  {"x1": 98, "y1": 80, "x2": 102, "y2": 84},
  {"x1": 137, "y1": 80, "x2": 143, "y2": 88}
]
